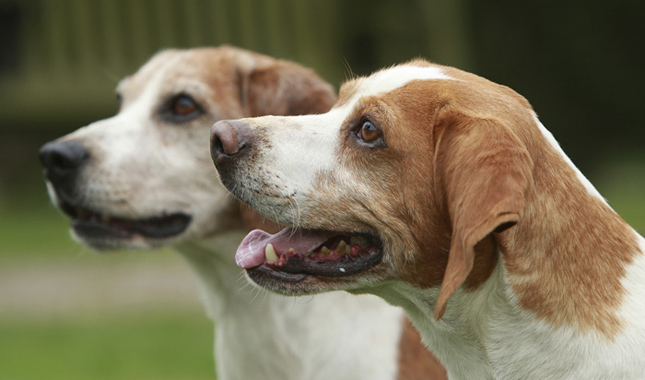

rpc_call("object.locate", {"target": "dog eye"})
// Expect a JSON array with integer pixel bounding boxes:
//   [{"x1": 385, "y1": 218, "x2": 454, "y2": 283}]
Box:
[
  {"x1": 163, "y1": 94, "x2": 204, "y2": 123},
  {"x1": 173, "y1": 95, "x2": 198, "y2": 116},
  {"x1": 359, "y1": 121, "x2": 382, "y2": 143}
]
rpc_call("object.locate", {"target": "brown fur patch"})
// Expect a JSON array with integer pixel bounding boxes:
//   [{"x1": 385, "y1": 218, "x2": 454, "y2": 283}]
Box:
[{"x1": 498, "y1": 116, "x2": 639, "y2": 336}]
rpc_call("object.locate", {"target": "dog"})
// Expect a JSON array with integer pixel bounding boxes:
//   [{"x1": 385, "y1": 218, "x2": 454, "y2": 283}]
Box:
[
  {"x1": 211, "y1": 59, "x2": 645, "y2": 380},
  {"x1": 40, "y1": 47, "x2": 445, "y2": 380}
]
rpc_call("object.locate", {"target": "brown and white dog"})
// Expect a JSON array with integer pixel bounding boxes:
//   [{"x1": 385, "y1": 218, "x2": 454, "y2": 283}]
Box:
[
  {"x1": 212, "y1": 60, "x2": 645, "y2": 380},
  {"x1": 40, "y1": 48, "x2": 445, "y2": 380}
]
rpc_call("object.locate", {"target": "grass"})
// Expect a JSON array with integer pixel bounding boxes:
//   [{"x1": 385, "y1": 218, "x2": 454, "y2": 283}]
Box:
[
  {"x1": 0, "y1": 194, "x2": 78, "y2": 260},
  {"x1": 0, "y1": 313, "x2": 216, "y2": 380},
  {"x1": 0, "y1": 193, "x2": 219, "y2": 380}
]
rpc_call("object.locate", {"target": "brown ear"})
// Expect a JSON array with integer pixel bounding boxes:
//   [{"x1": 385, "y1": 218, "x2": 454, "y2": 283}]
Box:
[
  {"x1": 433, "y1": 117, "x2": 533, "y2": 320},
  {"x1": 242, "y1": 60, "x2": 336, "y2": 117}
]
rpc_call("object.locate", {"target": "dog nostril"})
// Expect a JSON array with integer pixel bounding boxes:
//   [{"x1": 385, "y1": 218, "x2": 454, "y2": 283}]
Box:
[
  {"x1": 212, "y1": 135, "x2": 226, "y2": 157},
  {"x1": 39, "y1": 140, "x2": 89, "y2": 183},
  {"x1": 49, "y1": 151, "x2": 76, "y2": 170},
  {"x1": 211, "y1": 120, "x2": 253, "y2": 164}
]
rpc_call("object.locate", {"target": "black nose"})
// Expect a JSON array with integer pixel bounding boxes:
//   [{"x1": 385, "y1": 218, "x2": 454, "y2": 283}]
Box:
[
  {"x1": 39, "y1": 140, "x2": 89, "y2": 187},
  {"x1": 210, "y1": 120, "x2": 253, "y2": 165}
]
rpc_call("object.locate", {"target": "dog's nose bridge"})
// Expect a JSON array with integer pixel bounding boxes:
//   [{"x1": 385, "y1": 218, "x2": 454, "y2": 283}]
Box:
[
  {"x1": 210, "y1": 120, "x2": 253, "y2": 164},
  {"x1": 39, "y1": 140, "x2": 89, "y2": 185}
]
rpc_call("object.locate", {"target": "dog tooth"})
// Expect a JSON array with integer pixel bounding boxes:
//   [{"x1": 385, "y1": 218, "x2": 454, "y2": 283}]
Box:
[
  {"x1": 265, "y1": 244, "x2": 279, "y2": 262},
  {"x1": 337, "y1": 241, "x2": 347, "y2": 255},
  {"x1": 320, "y1": 246, "x2": 331, "y2": 256},
  {"x1": 288, "y1": 247, "x2": 295, "y2": 252}
]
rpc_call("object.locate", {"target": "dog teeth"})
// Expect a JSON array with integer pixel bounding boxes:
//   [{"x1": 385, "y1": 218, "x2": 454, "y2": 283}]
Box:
[
  {"x1": 337, "y1": 240, "x2": 351, "y2": 255},
  {"x1": 320, "y1": 246, "x2": 331, "y2": 256},
  {"x1": 265, "y1": 244, "x2": 279, "y2": 262}
]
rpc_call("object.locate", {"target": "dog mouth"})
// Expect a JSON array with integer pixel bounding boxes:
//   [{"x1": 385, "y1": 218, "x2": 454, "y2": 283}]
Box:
[
  {"x1": 60, "y1": 201, "x2": 192, "y2": 241},
  {"x1": 236, "y1": 227, "x2": 383, "y2": 282}
]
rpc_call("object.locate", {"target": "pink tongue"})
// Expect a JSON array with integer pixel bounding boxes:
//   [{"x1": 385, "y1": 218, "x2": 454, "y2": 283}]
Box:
[{"x1": 235, "y1": 227, "x2": 336, "y2": 269}]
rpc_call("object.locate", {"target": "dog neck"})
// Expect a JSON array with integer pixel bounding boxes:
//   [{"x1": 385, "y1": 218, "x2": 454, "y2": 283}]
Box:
[
  {"x1": 175, "y1": 234, "x2": 299, "y2": 380},
  {"x1": 175, "y1": 234, "x2": 407, "y2": 380},
  {"x1": 175, "y1": 232, "x2": 249, "y2": 317}
]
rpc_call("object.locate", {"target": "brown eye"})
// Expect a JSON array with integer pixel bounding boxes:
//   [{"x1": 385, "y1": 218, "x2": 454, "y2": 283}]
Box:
[
  {"x1": 163, "y1": 94, "x2": 204, "y2": 123},
  {"x1": 359, "y1": 121, "x2": 381, "y2": 142},
  {"x1": 173, "y1": 95, "x2": 198, "y2": 116}
]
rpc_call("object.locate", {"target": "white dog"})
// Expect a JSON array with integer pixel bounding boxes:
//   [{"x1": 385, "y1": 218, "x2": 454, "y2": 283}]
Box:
[
  {"x1": 40, "y1": 47, "x2": 444, "y2": 380},
  {"x1": 212, "y1": 59, "x2": 645, "y2": 380}
]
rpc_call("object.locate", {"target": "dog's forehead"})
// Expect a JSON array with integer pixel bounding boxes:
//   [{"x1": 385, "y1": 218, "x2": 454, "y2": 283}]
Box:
[
  {"x1": 337, "y1": 64, "x2": 452, "y2": 108},
  {"x1": 119, "y1": 49, "x2": 233, "y2": 96},
  {"x1": 117, "y1": 50, "x2": 187, "y2": 95}
]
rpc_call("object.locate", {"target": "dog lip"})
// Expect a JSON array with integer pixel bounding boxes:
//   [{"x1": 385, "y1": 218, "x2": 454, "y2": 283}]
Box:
[
  {"x1": 60, "y1": 201, "x2": 192, "y2": 240},
  {"x1": 249, "y1": 265, "x2": 309, "y2": 283}
]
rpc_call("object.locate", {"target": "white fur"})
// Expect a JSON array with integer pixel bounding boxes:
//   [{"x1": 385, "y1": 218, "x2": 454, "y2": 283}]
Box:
[
  {"x1": 240, "y1": 111, "x2": 346, "y2": 202},
  {"x1": 358, "y1": 65, "x2": 453, "y2": 99},
  {"x1": 44, "y1": 49, "x2": 407, "y2": 380}
]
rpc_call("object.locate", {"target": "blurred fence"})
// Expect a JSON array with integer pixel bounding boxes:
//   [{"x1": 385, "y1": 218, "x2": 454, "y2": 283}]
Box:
[
  {"x1": 0, "y1": 0, "x2": 473, "y2": 125},
  {"x1": 0, "y1": 0, "x2": 342, "y2": 125}
]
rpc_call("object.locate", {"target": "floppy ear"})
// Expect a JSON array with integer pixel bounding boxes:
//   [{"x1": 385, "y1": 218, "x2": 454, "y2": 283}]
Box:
[
  {"x1": 242, "y1": 60, "x2": 336, "y2": 117},
  {"x1": 433, "y1": 117, "x2": 533, "y2": 320}
]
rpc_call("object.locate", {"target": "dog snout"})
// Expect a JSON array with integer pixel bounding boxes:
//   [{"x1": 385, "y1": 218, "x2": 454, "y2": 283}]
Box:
[
  {"x1": 39, "y1": 140, "x2": 89, "y2": 187},
  {"x1": 211, "y1": 120, "x2": 253, "y2": 165}
]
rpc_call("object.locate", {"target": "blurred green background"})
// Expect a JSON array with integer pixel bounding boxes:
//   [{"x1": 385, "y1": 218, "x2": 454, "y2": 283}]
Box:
[{"x1": 0, "y1": 0, "x2": 643, "y2": 379}]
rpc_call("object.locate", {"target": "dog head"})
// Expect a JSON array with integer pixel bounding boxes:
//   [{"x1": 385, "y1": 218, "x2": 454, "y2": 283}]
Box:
[
  {"x1": 40, "y1": 46, "x2": 335, "y2": 250},
  {"x1": 212, "y1": 60, "x2": 536, "y2": 319}
]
